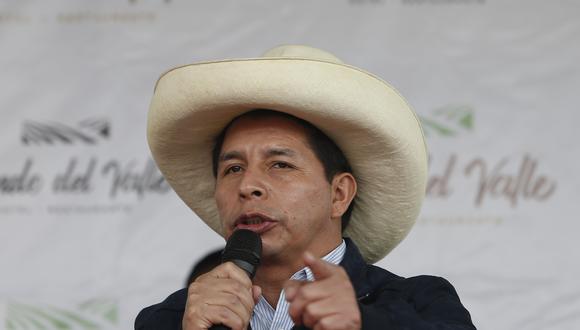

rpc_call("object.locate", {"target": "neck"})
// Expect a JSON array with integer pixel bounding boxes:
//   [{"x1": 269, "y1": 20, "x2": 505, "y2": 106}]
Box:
[
  {"x1": 253, "y1": 237, "x2": 343, "y2": 307},
  {"x1": 253, "y1": 262, "x2": 299, "y2": 307}
]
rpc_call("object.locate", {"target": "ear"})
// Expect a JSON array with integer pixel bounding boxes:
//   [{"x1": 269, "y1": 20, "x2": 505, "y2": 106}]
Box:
[{"x1": 330, "y1": 172, "x2": 357, "y2": 220}]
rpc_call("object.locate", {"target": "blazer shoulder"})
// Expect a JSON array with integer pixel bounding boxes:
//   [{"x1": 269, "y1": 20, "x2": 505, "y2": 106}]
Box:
[{"x1": 135, "y1": 288, "x2": 187, "y2": 330}]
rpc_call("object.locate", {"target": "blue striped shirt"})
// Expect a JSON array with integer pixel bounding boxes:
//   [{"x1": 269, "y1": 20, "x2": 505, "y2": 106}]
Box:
[{"x1": 250, "y1": 240, "x2": 347, "y2": 330}]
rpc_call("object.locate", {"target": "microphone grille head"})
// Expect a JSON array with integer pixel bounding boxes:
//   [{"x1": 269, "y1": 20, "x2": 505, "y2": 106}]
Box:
[{"x1": 222, "y1": 229, "x2": 262, "y2": 278}]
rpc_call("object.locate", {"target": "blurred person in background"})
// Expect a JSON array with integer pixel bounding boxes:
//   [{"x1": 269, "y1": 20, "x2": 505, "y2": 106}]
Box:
[{"x1": 186, "y1": 249, "x2": 223, "y2": 286}]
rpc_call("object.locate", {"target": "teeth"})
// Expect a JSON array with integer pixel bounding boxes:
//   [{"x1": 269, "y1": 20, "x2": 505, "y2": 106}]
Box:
[{"x1": 246, "y1": 217, "x2": 263, "y2": 225}]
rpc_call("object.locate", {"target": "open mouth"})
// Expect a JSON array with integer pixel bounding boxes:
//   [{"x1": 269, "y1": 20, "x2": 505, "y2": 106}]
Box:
[
  {"x1": 235, "y1": 213, "x2": 277, "y2": 234},
  {"x1": 243, "y1": 216, "x2": 266, "y2": 225}
]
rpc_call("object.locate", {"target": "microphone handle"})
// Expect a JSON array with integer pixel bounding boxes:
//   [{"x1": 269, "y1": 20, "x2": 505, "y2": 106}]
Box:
[
  {"x1": 207, "y1": 260, "x2": 252, "y2": 330},
  {"x1": 208, "y1": 229, "x2": 261, "y2": 330}
]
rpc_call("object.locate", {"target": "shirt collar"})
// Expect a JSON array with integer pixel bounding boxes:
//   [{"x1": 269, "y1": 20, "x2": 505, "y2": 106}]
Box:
[{"x1": 290, "y1": 239, "x2": 346, "y2": 282}]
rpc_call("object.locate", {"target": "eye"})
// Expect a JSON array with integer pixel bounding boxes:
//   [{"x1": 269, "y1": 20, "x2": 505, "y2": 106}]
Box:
[
  {"x1": 224, "y1": 165, "x2": 243, "y2": 175},
  {"x1": 272, "y1": 162, "x2": 292, "y2": 169}
]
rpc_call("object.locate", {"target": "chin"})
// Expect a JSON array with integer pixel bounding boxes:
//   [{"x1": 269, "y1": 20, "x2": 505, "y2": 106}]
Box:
[{"x1": 259, "y1": 242, "x2": 285, "y2": 261}]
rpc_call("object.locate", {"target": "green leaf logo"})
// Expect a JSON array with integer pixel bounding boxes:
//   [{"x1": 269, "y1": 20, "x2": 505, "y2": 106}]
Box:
[{"x1": 419, "y1": 105, "x2": 475, "y2": 137}]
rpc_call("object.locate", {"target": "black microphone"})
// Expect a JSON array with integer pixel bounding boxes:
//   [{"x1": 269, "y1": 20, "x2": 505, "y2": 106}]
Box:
[{"x1": 209, "y1": 229, "x2": 262, "y2": 330}]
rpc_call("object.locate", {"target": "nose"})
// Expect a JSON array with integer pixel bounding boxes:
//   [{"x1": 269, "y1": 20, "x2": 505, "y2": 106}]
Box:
[{"x1": 238, "y1": 171, "x2": 267, "y2": 201}]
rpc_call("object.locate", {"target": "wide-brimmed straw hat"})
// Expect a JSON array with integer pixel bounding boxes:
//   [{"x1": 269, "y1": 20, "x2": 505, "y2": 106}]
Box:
[{"x1": 147, "y1": 45, "x2": 428, "y2": 263}]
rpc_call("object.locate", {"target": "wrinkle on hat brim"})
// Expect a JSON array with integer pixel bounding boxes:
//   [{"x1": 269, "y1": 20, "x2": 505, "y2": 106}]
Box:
[{"x1": 147, "y1": 57, "x2": 428, "y2": 264}]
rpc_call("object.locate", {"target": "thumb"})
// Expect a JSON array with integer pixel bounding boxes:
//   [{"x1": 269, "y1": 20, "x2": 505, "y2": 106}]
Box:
[{"x1": 304, "y1": 251, "x2": 334, "y2": 280}]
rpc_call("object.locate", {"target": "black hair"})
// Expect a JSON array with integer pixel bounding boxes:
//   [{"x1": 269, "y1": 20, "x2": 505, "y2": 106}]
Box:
[
  {"x1": 211, "y1": 109, "x2": 355, "y2": 231},
  {"x1": 185, "y1": 248, "x2": 223, "y2": 286}
]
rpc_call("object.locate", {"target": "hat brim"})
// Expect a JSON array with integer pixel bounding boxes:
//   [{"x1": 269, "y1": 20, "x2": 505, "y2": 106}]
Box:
[{"x1": 148, "y1": 57, "x2": 428, "y2": 263}]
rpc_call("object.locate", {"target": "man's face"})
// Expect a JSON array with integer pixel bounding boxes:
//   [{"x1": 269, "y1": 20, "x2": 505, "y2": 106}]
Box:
[{"x1": 214, "y1": 115, "x2": 341, "y2": 263}]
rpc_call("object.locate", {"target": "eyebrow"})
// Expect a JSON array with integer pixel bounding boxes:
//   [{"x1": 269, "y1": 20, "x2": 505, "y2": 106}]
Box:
[
  {"x1": 265, "y1": 147, "x2": 296, "y2": 158},
  {"x1": 218, "y1": 147, "x2": 296, "y2": 163},
  {"x1": 219, "y1": 151, "x2": 244, "y2": 163}
]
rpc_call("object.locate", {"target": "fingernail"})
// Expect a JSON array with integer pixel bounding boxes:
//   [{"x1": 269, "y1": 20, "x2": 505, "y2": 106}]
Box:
[{"x1": 285, "y1": 286, "x2": 296, "y2": 300}]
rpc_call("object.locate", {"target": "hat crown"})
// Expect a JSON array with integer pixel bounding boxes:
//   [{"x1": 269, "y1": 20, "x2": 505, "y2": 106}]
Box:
[{"x1": 262, "y1": 45, "x2": 344, "y2": 64}]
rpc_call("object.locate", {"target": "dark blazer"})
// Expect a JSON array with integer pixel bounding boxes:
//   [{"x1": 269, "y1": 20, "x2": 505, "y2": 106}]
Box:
[{"x1": 135, "y1": 239, "x2": 476, "y2": 329}]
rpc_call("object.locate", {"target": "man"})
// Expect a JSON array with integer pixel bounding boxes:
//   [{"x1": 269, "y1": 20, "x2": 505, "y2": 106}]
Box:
[{"x1": 137, "y1": 45, "x2": 475, "y2": 329}]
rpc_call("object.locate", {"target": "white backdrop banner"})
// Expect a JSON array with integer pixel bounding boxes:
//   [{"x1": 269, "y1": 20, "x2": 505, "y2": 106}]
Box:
[{"x1": 1, "y1": 1, "x2": 579, "y2": 329}]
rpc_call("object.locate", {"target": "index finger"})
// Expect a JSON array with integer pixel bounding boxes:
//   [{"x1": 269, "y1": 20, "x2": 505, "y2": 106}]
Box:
[
  {"x1": 212, "y1": 262, "x2": 253, "y2": 289},
  {"x1": 303, "y1": 252, "x2": 335, "y2": 280}
]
